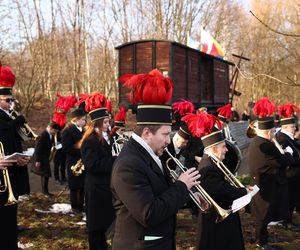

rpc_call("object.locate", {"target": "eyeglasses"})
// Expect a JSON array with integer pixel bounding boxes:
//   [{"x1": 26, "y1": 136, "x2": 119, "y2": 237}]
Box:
[{"x1": 1, "y1": 98, "x2": 15, "y2": 103}]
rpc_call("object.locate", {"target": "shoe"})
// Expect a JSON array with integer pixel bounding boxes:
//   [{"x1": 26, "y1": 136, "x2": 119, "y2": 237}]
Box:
[
  {"x1": 18, "y1": 225, "x2": 30, "y2": 233},
  {"x1": 256, "y1": 243, "x2": 276, "y2": 250}
]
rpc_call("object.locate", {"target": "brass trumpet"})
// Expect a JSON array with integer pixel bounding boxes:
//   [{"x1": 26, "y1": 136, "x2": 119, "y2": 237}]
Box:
[
  {"x1": 10, "y1": 110, "x2": 38, "y2": 141},
  {"x1": 0, "y1": 142, "x2": 18, "y2": 206},
  {"x1": 112, "y1": 136, "x2": 128, "y2": 156},
  {"x1": 164, "y1": 148, "x2": 231, "y2": 222},
  {"x1": 71, "y1": 159, "x2": 85, "y2": 176}
]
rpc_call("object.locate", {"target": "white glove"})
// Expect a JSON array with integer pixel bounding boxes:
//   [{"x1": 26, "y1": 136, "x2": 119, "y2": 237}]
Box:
[{"x1": 285, "y1": 146, "x2": 293, "y2": 156}]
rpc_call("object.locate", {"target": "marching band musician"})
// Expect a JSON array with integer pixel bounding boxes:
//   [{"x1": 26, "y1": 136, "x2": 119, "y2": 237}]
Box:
[
  {"x1": 111, "y1": 69, "x2": 200, "y2": 250},
  {"x1": 33, "y1": 120, "x2": 60, "y2": 197},
  {"x1": 276, "y1": 103, "x2": 300, "y2": 230},
  {"x1": 248, "y1": 97, "x2": 293, "y2": 250},
  {"x1": 0, "y1": 64, "x2": 30, "y2": 250},
  {"x1": 183, "y1": 111, "x2": 250, "y2": 250},
  {"x1": 111, "y1": 105, "x2": 129, "y2": 155},
  {"x1": 61, "y1": 107, "x2": 86, "y2": 213},
  {"x1": 79, "y1": 92, "x2": 116, "y2": 250}
]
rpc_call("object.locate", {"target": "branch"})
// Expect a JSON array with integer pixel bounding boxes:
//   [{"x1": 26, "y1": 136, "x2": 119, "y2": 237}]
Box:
[{"x1": 249, "y1": 10, "x2": 300, "y2": 37}]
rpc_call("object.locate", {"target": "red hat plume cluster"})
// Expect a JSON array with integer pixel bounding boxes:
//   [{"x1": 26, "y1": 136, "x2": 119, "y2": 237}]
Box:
[
  {"x1": 172, "y1": 99, "x2": 195, "y2": 116},
  {"x1": 84, "y1": 91, "x2": 107, "y2": 113},
  {"x1": 217, "y1": 103, "x2": 232, "y2": 119},
  {"x1": 182, "y1": 112, "x2": 222, "y2": 138},
  {"x1": 253, "y1": 97, "x2": 277, "y2": 118},
  {"x1": 0, "y1": 64, "x2": 15, "y2": 87},
  {"x1": 278, "y1": 102, "x2": 300, "y2": 118},
  {"x1": 120, "y1": 69, "x2": 173, "y2": 105},
  {"x1": 114, "y1": 105, "x2": 126, "y2": 122}
]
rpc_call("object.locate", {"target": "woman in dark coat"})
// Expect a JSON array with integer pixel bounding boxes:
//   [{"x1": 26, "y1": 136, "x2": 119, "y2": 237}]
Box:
[
  {"x1": 61, "y1": 109, "x2": 86, "y2": 212},
  {"x1": 34, "y1": 122, "x2": 60, "y2": 196},
  {"x1": 80, "y1": 92, "x2": 116, "y2": 250}
]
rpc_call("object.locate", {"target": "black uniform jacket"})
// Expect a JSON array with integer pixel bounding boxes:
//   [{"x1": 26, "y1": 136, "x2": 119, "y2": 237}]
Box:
[
  {"x1": 61, "y1": 124, "x2": 84, "y2": 189},
  {"x1": 81, "y1": 133, "x2": 116, "y2": 231},
  {"x1": 248, "y1": 136, "x2": 292, "y2": 222},
  {"x1": 196, "y1": 155, "x2": 247, "y2": 250},
  {"x1": 276, "y1": 131, "x2": 300, "y2": 178},
  {"x1": 34, "y1": 130, "x2": 52, "y2": 176},
  {"x1": 0, "y1": 109, "x2": 27, "y2": 204},
  {"x1": 111, "y1": 137, "x2": 190, "y2": 250},
  {"x1": 181, "y1": 136, "x2": 204, "y2": 169}
]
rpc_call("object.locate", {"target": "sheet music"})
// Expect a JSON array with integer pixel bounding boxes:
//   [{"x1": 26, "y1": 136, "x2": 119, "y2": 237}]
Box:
[{"x1": 231, "y1": 185, "x2": 259, "y2": 213}]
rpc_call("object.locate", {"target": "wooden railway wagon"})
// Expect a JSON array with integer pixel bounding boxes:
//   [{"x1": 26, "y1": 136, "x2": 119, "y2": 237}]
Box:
[{"x1": 116, "y1": 39, "x2": 234, "y2": 110}]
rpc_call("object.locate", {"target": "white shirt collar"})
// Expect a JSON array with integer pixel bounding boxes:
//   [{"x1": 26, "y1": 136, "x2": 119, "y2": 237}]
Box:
[
  {"x1": 0, "y1": 107, "x2": 11, "y2": 117},
  {"x1": 281, "y1": 129, "x2": 294, "y2": 140},
  {"x1": 172, "y1": 136, "x2": 181, "y2": 155},
  {"x1": 132, "y1": 133, "x2": 163, "y2": 172},
  {"x1": 102, "y1": 131, "x2": 110, "y2": 144},
  {"x1": 71, "y1": 121, "x2": 82, "y2": 132}
]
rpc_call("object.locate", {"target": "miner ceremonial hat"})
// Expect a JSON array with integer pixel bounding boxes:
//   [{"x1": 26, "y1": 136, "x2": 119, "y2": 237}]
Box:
[
  {"x1": 217, "y1": 104, "x2": 232, "y2": 123},
  {"x1": 182, "y1": 112, "x2": 224, "y2": 148},
  {"x1": 252, "y1": 97, "x2": 276, "y2": 130},
  {"x1": 0, "y1": 64, "x2": 15, "y2": 96},
  {"x1": 114, "y1": 105, "x2": 126, "y2": 128},
  {"x1": 84, "y1": 91, "x2": 109, "y2": 122},
  {"x1": 120, "y1": 69, "x2": 173, "y2": 125},
  {"x1": 278, "y1": 102, "x2": 300, "y2": 126}
]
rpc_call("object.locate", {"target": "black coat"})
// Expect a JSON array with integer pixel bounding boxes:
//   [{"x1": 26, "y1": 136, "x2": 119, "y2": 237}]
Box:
[
  {"x1": 81, "y1": 133, "x2": 116, "y2": 231},
  {"x1": 61, "y1": 124, "x2": 84, "y2": 189},
  {"x1": 34, "y1": 130, "x2": 53, "y2": 176},
  {"x1": 181, "y1": 136, "x2": 204, "y2": 169},
  {"x1": 248, "y1": 136, "x2": 292, "y2": 222},
  {"x1": 196, "y1": 155, "x2": 247, "y2": 250},
  {"x1": 111, "y1": 137, "x2": 190, "y2": 250}
]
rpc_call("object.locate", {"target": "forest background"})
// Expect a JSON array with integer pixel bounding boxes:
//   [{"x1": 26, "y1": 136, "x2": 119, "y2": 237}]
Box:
[{"x1": 0, "y1": 0, "x2": 299, "y2": 128}]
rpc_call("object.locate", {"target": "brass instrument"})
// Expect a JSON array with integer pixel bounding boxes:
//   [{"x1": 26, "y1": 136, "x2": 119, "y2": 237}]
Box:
[
  {"x1": 164, "y1": 148, "x2": 231, "y2": 222},
  {"x1": 0, "y1": 142, "x2": 18, "y2": 206},
  {"x1": 207, "y1": 152, "x2": 245, "y2": 188},
  {"x1": 71, "y1": 159, "x2": 85, "y2": 176},
  {"x1": 112, "y1": 135, "x2": 129, "y2": 156},
  {"x1": 272, "y1": 138, "x2": 285, "y2": 155},
  {"x1": 10, "y1": 110, "x2": 38, "y2": 141}
]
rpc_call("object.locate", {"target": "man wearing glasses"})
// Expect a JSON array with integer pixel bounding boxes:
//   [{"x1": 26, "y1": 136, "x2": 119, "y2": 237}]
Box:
[{"x1": 0, "y1": 64, "x2": 30, "y2": 250}]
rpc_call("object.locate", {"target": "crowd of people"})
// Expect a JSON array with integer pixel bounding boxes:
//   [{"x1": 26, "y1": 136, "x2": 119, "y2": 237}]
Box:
[{"x1": 1, "y1": 65, "x2": 300, "y2": 250}]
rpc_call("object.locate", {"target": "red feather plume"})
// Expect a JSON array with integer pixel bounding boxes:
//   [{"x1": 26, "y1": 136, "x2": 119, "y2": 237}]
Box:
[
  {"x1": 0, "y1": 64, "x2": 15, "y2": 87},
  {"x1": 52, "y1": 111, "x2": 66, "y2": 127},
  {"x1": 217, "y1": 104, "x2": 232, "y2": 119},
  {"x1": 182, "y1": 112, "x2": 222, "y2": 138},
  {"x1": 114, "y1": 105, "x2": 126, "y2": 122},
  {"x1": 75, "y1": 93, "x2": 89, "y2": 107},
  {"x1": 106, "y1": 100, "x2": 112, "y2": 113},
  {"x1": 120, "y1": 69, "x2": 173, "y2": 105},
  {"x1": 172, "y1": 99, "x2": 195, "y2": 116},
  {"x1": 84, "y1": 91, "x2": 107, "y2": 113},
  {"x1": 253, "y1": 97, "x2": 277, "y2": 118},
  {"x1": 278, "y1": 102, "x2": 300, "y2": 118},
  {"x1": 55, "y1": 94, "x2": 77, "y2": 113}
]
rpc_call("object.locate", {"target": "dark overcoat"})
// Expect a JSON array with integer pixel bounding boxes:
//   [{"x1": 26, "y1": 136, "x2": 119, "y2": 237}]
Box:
[
  {"x1": 34, "y1": 130, "x2": 52, "y2": 176},
  {"x1": 111, "y1": 137, "x2": 190, "y2": 250},
  {"x1": 248, "y1": 136, "x2": 291, "y2": 223},
  {"x1": 61, "y1": 124, "x2": 84, "y2": 189},
  {"x1": 181, "y1": 136, "x2": 204, "y2": 169},
  {"x1": 276, "y1": 131, "x2": 300, "y2": 215},
  {"x1": 81, "y1": 133, "x2": 116, "y2": 231},
  {"x1": 0, "y1": 109, "x2": 27, "y2": 250},
  {"x1": 196, "y1": 155, "x2": 247, "y2": 250}
]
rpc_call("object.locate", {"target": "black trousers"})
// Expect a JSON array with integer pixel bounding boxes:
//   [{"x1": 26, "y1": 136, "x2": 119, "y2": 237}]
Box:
[
  {"x1": 54, "y1": 150, "x2": 66, "y2": 181},
  {"x1": 88, "y1": 230, "x2": 108, "y2": 250},
  {"x1": 0, "y1": 204, "x2": 18, "y2": 250},
  {"x1": 70, "y1": 188, "x2": 84, "y2": 211},
  {"x1": 41, "y1": 176, "x2": 50, "y2": 194}
]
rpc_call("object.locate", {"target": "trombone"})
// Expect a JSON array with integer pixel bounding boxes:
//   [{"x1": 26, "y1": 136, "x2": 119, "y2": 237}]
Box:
[
  {"x1": 71, "y1": 159, "x2": 85, "y2": 176},
  {"x1": 164, "y1": 148, "x2": 231, "y2": 222},
  {"x1": 0, "y1": 142, "x2": 18, "y2": 206}
]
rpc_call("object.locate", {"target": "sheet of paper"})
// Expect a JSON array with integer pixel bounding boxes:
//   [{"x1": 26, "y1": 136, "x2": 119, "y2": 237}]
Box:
[
  {"x1": 249, "y1": 184, "x2": 259, "y2": 197},
  {"x1": 144, "y1": 236, "x2": 163, "y2": 241},
  {"x1": 4, "y1": 152, "x2": 29, "y2": 160},
  {"x1": 231, "y1": 193, "x2": 251, "y2": 213}
]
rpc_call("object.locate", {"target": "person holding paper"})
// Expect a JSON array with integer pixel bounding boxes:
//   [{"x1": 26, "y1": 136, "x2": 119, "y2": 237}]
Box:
[
  {"x1": 182, "y1": 111, "x2": 250, "y2": 250},
  {"x1": 111, "y1": 70, "x2": 200, "y2": 250},
  {"x1": 0, "y1": 65, "x2": 30, "y2": 250},
  {"x1": 34, "y1": 121, "x2": 60, "y2": 197},
  {"x1": 248, "y1": 98, "x2": 293, "y2": 250}
]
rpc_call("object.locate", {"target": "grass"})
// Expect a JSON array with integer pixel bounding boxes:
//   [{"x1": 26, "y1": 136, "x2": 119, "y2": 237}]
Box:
[{"x1": 18, "y1": 193, "x2": 300, "y2": 250}]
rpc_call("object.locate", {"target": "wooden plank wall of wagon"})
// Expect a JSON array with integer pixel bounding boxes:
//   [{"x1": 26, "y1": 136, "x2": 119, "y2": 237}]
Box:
[
  {"x1": 171, "y1": 45, "x2": 187, "y2": 102},
  {"x1": 119, "y1": 45, "x2": 134, "y2": 106},
  {"x1": 155, "y1": 41, "x2": 170, "y2": 74},
  {"x1": 199, "y1": 55, "x2": 213, "y2": 104},
  {"x1": 135, "y1": 41, "x2": 153, "y2": 73},
  {"x1": 213, "y1": 60, "x2": 229, "y2": 104},
  {"x1": 186, "y1": 49, "x2": 200, "y2": 104}
]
